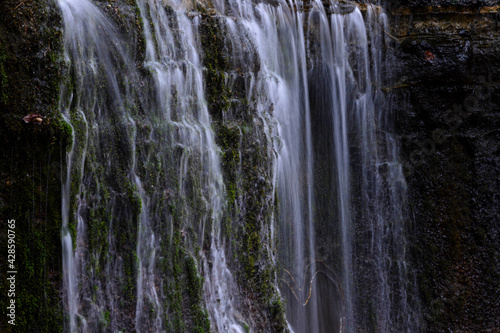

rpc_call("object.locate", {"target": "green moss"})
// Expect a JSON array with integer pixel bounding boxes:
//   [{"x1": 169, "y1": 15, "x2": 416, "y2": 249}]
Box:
[
  {"x1": 200, "y1": 16, "x2": 231, "y2": 120},
  {"x1": 185, "y1": 256, "x2": 211, "y2": 333},
  {"x1": 216, "y1": 123, "x2": 241, "y2": 206},
  {"x1": 199, "y1": 13, "x2": 287, "y2": 332},
  {"x1": 270, "y1": 298, "x2": 287, "y2": 331}
]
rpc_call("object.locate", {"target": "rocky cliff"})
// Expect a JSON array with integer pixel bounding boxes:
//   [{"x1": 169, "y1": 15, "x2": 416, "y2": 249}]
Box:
[{"x1": 390, "y1": 1, "x2": 500, "y2": 331}]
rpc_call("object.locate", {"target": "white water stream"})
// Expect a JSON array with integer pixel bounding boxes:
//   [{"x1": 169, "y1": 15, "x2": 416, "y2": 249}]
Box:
[{"x1": 58, "y1": 0, "x2": 419, "y2": 331}]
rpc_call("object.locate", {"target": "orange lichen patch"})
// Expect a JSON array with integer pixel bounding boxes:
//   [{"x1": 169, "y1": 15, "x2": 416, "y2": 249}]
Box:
[
  {"x1": 425, "y1": 51, "x2": 436, "y2": 62},
  {"x1": 480, "y1": 6, "x2": 500, "y2": 14}
]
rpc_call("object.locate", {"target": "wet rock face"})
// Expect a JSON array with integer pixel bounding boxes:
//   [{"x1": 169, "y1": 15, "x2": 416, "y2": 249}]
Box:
[
  {"x1": 0, "y1": 1, "x2": 67, "y2": 332},
  {"x1": 390, "y1": 3, "x2": 500, "y2": 331}
]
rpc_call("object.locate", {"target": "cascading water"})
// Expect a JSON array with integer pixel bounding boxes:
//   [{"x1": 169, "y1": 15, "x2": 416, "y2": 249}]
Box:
[
  {"x1": 212, "y1": 0, "x2": 420, "y2": 331},
  {"x1": 349, "y1": 8, "x2": 421, "y2": 332},
  {"x1": 59, "y1": 1, "x2": 139, "y2": 330},
  {"x1": 303, "y1": 2, "x2": 420, "y2": 331},
  {"x1": 59, "y1": 0, "x2": 245, "y2": 331},
  {"x1": 57, "y1": 0, "x2": 419, "y2": 331},
  {"x1": 134, "y1": 0, "x2": 246, "y2": 330},
  {"x1": 215, "y1": 1, "x2": 321, "y2": 331}
]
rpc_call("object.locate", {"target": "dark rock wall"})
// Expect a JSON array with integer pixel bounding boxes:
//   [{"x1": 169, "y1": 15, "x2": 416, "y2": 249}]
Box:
[
  {"x1": 389, "y1": 2, "x2": 500, "y2": 331},
  {"x1": 0, "y1": 0, "x2": 67, "y2": 331}
]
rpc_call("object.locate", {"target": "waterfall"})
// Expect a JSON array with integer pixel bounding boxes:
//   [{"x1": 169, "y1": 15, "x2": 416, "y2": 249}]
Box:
[
  {"x1": 213, "y1": 0, "x2": 419, "y2": 331},
  {"x1": 135, "y1": 0, "x2": 247, "y2": 330},
  {"x1": 59, "y1": 0, "x2": 138, "y2": 330},
  {"x1": 215, "y1": 1, "x2": 320, "y2": 331},
  {"x1": 304, "y1": 2, "x2": 420, "y2": 331},
  {"x1": 57, "y1": 0, "x2": 419, "y2": 331},
  {"x1": 59, "y1": 0, "x2": 247, "y2": 330}
]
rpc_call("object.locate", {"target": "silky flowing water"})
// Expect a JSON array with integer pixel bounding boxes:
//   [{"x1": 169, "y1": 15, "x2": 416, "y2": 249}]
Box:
[{"x1": 58, "y1": 0, "x2": 420, "y2": 331}]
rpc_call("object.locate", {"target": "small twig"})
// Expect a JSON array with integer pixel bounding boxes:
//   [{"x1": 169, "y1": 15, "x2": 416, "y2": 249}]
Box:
[
  {"x1": 14, "y1": 0, "x2": 27, "y2": 10},
  {"x1": 283, "y1": 268, "x2": 302, "y2": 291},
  {"x1": 280, "y1": 260, "x2": 346, "y2": 309}
]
